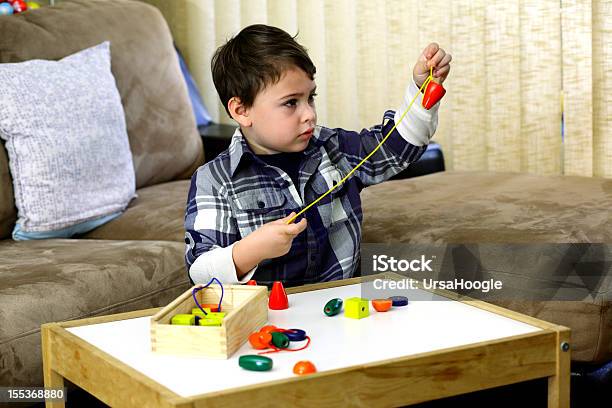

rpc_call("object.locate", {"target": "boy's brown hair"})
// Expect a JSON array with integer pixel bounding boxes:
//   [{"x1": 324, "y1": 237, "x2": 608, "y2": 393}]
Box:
[{"x1": 211, "y1": 24, "x2": 316, "y2": 115}]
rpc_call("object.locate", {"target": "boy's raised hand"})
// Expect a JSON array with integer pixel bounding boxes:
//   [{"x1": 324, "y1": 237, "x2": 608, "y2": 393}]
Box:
[{"x1": 413, "y1": 42, "x2": 452, "y2": 88}]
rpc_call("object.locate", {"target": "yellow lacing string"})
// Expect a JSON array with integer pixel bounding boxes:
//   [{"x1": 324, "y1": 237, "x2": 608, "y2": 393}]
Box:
[{"x1": 287, "y1": 67, "x2": 435, "y2": 224}]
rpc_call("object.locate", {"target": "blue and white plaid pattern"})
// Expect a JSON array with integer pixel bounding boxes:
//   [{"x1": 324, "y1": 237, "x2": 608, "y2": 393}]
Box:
[{"x1": 185, "y1": 110, "x2": 427, "y2": 287}]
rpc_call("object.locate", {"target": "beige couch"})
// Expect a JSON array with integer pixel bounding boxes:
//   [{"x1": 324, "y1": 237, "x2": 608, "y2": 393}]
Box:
[
  {"x1": 0, "y1": 0, "x2": 202, "y2": 386},
  {"x1": 361, "y1": 171, "x2": 612, "y2": 364}
]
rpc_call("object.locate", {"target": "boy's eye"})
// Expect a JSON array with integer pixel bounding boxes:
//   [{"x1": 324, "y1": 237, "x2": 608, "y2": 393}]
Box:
[{"x1": 283, "y1": 93, "x2": 316, "y2": 108}]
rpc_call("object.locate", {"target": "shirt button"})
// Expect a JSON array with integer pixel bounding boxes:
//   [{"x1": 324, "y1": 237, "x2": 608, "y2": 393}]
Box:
[{"x1": 257, "y1": 200, "x2": 265, "y2": 209}]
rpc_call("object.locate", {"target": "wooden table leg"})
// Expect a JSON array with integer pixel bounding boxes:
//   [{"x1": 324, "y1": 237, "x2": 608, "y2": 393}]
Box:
[
  {"x1": 548, "y1": 328, "x2": 570, "y2": 408},
  {"x1": 42, "y1": 324, "x2": 66, "y2": 408}
]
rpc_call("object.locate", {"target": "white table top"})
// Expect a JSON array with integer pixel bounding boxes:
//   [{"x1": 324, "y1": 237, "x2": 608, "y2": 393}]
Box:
[{"x1": 67, "y1": 283, "x2": 541, "y2": 398}]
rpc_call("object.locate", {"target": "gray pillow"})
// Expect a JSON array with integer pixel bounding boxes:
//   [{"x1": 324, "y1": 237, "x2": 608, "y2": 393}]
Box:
[{"x1": 0, "y1": 42, "x2": 135, "y2": 239}]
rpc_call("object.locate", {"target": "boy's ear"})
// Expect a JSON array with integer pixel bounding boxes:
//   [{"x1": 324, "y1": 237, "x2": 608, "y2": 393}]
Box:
[{"x1": 228, "y1": 97, "x2": 252, "y2": 127}]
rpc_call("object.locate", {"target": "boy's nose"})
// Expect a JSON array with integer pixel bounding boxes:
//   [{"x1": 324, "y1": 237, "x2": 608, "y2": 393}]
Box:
[{"x1": 302, "y1": 104, "x2": 316, "y2": 123}]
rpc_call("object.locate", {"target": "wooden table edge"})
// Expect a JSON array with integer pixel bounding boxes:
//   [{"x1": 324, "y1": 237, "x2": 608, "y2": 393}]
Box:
[{"x1": 42, "y1": 274, "x2": 570, "y2": 408}]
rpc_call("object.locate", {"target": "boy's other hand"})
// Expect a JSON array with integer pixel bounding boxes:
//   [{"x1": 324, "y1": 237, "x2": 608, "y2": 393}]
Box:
[
  {"x1": 249, "y1": 212, "x2": 307, "y2": 260},
  {"x1": 413, "y1": 43, "x2": 452, "y2": 88}
]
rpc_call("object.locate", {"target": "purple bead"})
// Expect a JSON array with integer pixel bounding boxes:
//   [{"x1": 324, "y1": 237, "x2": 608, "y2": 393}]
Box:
[{"x1": 388, "y1": 296, "x2": 409, "y2": 307}]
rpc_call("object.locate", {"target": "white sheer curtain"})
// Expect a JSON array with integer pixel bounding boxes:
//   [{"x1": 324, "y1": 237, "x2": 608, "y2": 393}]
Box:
[{"x1": 143, "y1": 0, "x2": 611, "y2": 177}]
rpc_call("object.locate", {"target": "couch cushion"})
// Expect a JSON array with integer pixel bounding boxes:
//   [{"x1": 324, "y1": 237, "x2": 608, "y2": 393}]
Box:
[
  {"x1": 84, "y1": 180, "x2": 190, "y2": 242},
  {"x1": 0, "y1": 0, "x2": 203, "y2": 191},
  {"x1": 361, "y1": 171, "x2": 612, "y2": 363},
  {"x1": 0, "y1": 239, "x2": 190, "y2": 387}
]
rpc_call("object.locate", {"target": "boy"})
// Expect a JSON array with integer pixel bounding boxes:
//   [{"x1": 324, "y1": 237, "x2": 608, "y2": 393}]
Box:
[{"x1": 185, "y1": 24, "x2": 451, "y2": 287}]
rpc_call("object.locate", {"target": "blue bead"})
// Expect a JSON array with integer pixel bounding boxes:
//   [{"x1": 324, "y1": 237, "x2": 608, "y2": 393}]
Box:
[
  {"x1": 388, "y1": 296, "x2": 409, "y2": 306},
  {"x1": 284, "y1": 329, "x2": 306, "y2": 341}
]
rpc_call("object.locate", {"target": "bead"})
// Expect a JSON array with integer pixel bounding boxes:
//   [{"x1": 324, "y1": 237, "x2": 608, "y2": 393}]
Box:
[
  {"x1": 191, "y1": 307, "x2": 212, "y2": 316},
  {"x1": 246, "y1": 280, "x2": 257, "y2": 285},
  {"x1": 268, "y1": 281, "x2": 289, "y2": 310},
  {"x1": 248, "y1": 332, "x2": 272, "y2": 350},
  {"x1": 422, "y1": 80, "x2": 446, "y2": 110},
  {"x1": 324, "y1": 298, "x2": 343, "y2": 316},
  {"x1": 344, "y1": 297, "x2": 369, "y2": 319},
  {"x1": 260, "y1": 325, "x2": 280, "y2": 334},
  {"x1": 372, "y1": 299, "x2": 392, "y2": 312},
  {"x1": 239, "y1": 355, "x2": 273, "y2": 371},
  {"x1": 271, "y1": 332, "x2": 290, "y2": 349},
  {"x1": 201, "y1": 303, "x2": 220, "y2": 312},
  {"x1": 388, "y1": 296, "x2": 409, "y2": 307},
  {"x1": 171, "y1": 314, "x2": 195, "y2": 325},
  {"x1": 284, "y1": 329, "x2": 307, "y2": 342},
  {"x1": 293, "y1": 360, "x2": 317, "y2": 375},
  {"x1": 198, "y1": 317, "x2": 223, "y2": 326}
]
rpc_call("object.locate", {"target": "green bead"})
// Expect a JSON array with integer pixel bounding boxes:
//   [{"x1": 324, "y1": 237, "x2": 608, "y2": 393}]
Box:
[
  {"x1": 270, "y1": 332, "x2": 290, "y2": 348},
  {"x1": 238, "y1": 355, "x2": 273, "y2": 371},
  {"x1": 324, "y1": 298, "x2": 343, "y2": 316}
]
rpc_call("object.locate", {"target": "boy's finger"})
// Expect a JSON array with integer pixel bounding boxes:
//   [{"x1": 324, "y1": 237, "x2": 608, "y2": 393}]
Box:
[
  {"x1": 428, "y1": 48, "x2": 446, "y2": 69},
  {"x1": 422, "y1": 42, "x2": 439, "y2": 60},
  {"x1": 286, "y1": 218, "x2": 307, "y2": 235},
  {"x1": 274, "y1": 212, "x2": 296, "y2": 224},
  {"x1": 434, "y1": 65, "x2": 450, "y2": 79}
]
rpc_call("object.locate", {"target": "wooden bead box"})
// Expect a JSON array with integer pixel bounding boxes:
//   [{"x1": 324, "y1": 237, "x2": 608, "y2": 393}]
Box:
[{"x1": 150, "y1": 284, "x2": 268, "y2": 359}]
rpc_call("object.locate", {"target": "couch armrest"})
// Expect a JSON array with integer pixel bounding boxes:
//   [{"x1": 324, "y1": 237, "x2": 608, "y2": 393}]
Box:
[{"x1": 390, "y1": 142, "x2": 445, "y2": 180}]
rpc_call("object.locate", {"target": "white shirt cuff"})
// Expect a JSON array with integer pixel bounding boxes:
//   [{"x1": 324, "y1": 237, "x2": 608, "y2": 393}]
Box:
[
  {"x1": 189, "y1": 243, "x2": 257, "y2": 285},
  {"x1": 393, "y1": 79, "x2": 439, "y2": 146}
]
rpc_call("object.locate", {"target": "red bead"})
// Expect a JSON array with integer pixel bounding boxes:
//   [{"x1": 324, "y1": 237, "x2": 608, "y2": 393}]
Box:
[
  {"x1": 246, "y1": 279, "x2": 257, "y2": 286},
  {"x1": 293, "y1": 360, "x2": 317, "y2": 375},
  {"x1": 422, "y1": 80, "x2": 446, "y2": 110},
  {"x1": 268, "y1": 281, "x2": 289, "y2": 310}
]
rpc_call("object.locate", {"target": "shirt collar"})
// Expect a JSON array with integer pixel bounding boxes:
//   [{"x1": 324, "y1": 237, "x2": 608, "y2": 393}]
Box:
[
  {"x1": 228, "y1": 127, "x2": 255, "y2": 177},
  {"x1": 228, "y1": 125, "x2": 337, "y2": 177}
]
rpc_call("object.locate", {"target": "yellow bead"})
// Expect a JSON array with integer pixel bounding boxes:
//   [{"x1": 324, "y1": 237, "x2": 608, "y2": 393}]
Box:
[
  {"x1": 344, "y1": 297, "x2": 369, "y2": 319},
  {"x1": 198, "y1": 317, "x2": 223, "y2": 326},
  {"x1": 191, "y1": 307, "x2": 211, "y2": 316},
  {"x1": 171, "y1": 314, "x2": 195, "y2": 325}
]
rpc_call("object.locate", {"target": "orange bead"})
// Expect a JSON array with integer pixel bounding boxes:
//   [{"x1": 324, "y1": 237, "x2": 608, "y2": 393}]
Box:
[
  {"x1": 201, "y1": 303, "x2": 219, "y2": 312},
  {"x1": 372, "y1": 299, "x2": 392, "y2": 312},
  {"x1": 248, "y1": 332, "x2": 272, "y2": 350},
  {"x1": 259, "y1": 325, "x2": 280, "y2": 334},
  {"x1": 293, "y1": 360, "x2": 317, "y2": 375}
]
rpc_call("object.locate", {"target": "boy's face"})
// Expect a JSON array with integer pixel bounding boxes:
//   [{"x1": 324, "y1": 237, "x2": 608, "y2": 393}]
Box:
[{"x1": 239, "y1": 67, "x2": 317, "y2": 155}]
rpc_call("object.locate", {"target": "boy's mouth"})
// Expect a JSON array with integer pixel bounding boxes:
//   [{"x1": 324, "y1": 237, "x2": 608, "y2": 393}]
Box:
[{"x1": 299, "y1": 128, "x2": 314, "y2": 137}]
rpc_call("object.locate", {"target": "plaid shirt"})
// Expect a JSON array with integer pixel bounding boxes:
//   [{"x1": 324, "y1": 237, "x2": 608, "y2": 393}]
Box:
[{"x1": 185, "y1": 83, "x2": 438, "y2": 287}]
